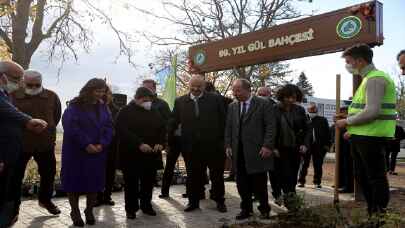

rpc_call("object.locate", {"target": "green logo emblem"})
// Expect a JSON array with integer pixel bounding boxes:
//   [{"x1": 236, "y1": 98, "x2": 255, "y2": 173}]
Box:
[
  {"x1": 194, "y1": 50, "x2": 206, "y2": 66},
  {"x1": 336, "y1": 16, "x2": 362, "y2": 39}
]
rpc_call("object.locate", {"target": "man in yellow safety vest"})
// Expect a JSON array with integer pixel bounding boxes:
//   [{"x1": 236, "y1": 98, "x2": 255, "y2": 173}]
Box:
[{"x1": 336, "y1": 44, "x2": 396, "y2": 216}]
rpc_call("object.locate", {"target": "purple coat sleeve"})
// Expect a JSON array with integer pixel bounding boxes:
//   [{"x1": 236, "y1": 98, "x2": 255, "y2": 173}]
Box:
[
  {"x1": 100, "y1": 104, "x2": 113, "y2": 149},
  {"x1": 62, "y1": 105, "x2": 92, "y2": 150}
]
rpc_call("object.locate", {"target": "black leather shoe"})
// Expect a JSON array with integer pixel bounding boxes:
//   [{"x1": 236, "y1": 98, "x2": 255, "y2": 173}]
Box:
[
  {"x1": 236, "y1": 210, "x2": 252, "y2": 220},
  {"x1": 39, "y1": 201, "x2": 61, "y2": 215},
  {"x1": 182, "y1": 193, "x2": 205, "y2": 199},
  {"x1": 104, "y1": 199, "x2": 115, "y2": 206},
  {"x1": 259, "y1": 212, "x2": 270, "y2": 220},
  {"x1": 7, "y1": 213, "x2": 19, "y2": 227},
  {"x1": 297, "y1": 183, "x2": 305, "y2": 188},
  {"x1": 73, "y1": 220, "x2": 84, "y2": 227},
  {"x1": 216, "y1": 203, "x2": 227, "y2": 213},
  {"x1": 159, "y1": 193, "x2": 169, "y2": 199},
  {"x1": 126, "y1": 212, "x2": 136, "y2": 219},
  {"x1": 315, "y1": 184, "x2": 322, "y2": 189},
  {"x1": 184, "y1": 204, "x2": 200, "y2": 212},
  {"x1": 142, "y1": 207, "x2": 157, "y2": 216}
]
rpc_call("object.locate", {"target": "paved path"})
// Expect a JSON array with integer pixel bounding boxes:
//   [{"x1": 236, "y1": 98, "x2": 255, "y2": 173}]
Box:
[{"x1": 14, "y1": 182, "x2": 353, "y2": 228}]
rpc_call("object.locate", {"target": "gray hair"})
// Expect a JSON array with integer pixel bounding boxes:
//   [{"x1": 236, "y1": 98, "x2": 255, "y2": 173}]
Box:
[{"x1": 24, "y1": 70, "x2": 42, "y2": 82}]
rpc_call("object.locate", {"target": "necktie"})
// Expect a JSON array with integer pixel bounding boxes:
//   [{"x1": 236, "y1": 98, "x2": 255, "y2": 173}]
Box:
[
  {"x1": 193, "y1": 97, "x2": 200, "y2": 118},
  {"x1": 240, "y1": 102, "x2": 247, "y2": 120}
]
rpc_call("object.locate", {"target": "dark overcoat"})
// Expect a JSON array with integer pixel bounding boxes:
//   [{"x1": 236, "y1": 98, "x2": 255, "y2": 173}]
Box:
[{"x1": 225, "y1": 96, "x2": 275, "y2": 174}]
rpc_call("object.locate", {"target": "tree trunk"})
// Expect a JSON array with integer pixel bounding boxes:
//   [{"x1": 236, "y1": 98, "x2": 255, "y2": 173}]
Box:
[
  {"x1": 12, "y1": 54, "x2": 30, "y2": 69},
  {"x1": 11, "y1": 0, "x2": 32, "y2": 69}
]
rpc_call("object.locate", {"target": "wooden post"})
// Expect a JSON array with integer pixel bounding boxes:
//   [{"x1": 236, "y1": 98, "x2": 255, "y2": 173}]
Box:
[
  {"x1": 352, "y1": 74, "x2": 364, "y2": 201},
  {"x1": 334, "y1": 74, "x2": 341, "y2": 204}
]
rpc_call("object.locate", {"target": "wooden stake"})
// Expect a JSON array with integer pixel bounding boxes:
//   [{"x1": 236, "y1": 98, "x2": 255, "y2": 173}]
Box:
[{"x1": 334, "y1": 74, "x2": 341, "y2": 204}]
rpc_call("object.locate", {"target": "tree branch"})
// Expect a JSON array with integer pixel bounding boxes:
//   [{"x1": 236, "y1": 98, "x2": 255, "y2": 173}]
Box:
[{"x1": 43, "y1": 1, "x2": 72, "y2": 39}]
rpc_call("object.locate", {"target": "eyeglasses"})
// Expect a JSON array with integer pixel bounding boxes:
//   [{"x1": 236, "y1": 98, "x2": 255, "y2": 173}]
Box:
[{"x1": 25, "y1": 83, "x2": 41, "y2": 88}]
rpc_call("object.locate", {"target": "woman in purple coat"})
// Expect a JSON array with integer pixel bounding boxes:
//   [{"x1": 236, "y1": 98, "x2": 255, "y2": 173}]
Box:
[{"x1": 61, "y1": 78, "x2": 113, "y2": 227}]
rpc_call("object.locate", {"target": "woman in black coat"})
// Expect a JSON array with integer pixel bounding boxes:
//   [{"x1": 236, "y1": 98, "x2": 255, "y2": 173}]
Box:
[
  {"x1": 271, "y1": 84, "x2": 311, "y2": 211},
  {"x1": 116, "y1": 87, "x2": 166, "y2": 219}
]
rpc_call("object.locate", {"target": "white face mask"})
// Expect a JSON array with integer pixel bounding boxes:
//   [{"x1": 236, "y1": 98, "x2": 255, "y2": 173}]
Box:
[
  {"x1": 308, "y1": 112, "x2": 317, "y2": 118},
  {"x1": 140, "y1": 101, "x2": 152, "y2": 110},
  {"x1": 25, "y1": 86, "x2": 43, "y2": 96},
  {"x1": 6, "y1": 81, "x2": 19, "y2": 93},
  {"x1": 345, "y1": 63, "x2": 359, "y2": 75}
]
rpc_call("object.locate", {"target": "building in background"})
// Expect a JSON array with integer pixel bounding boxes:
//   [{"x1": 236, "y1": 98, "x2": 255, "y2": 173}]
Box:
[{"x1": 301, "y1": 96, "x2": 351, "y2": 125}]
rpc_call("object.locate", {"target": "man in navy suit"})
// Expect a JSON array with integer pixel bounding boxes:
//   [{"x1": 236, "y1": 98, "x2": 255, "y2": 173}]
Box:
[{"x1": 0, "y1": 61, "x2": 48, "y2": 227}]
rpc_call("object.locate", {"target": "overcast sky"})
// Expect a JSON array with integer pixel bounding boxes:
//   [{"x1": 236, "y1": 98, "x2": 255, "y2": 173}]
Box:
[{"x1": 28, "y1": 0, "x2": 405, "y2": 109}]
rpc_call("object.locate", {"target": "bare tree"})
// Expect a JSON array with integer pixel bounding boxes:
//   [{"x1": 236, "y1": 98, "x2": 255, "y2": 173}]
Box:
[
  {"x1": 133, "y1": 0, "x2": 309, "y2": 87},
  {"x1": 0, "y1": 0, "x2": 136, "y2": 69}
]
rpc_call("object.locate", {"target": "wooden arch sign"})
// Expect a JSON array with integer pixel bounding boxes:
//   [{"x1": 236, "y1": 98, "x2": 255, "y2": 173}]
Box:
[{"x1": 188, "y1": 1, "x2": 383, "y2": 73}]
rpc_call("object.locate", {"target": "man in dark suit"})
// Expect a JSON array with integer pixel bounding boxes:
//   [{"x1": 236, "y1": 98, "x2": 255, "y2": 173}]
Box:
[
  {"x1": 205, "y1": 82, "x2": 235, "y2": 182},
  {"x1": 225, "y1": 79, "x2": 275, "y2": 220},
  {"x1": 298, "y1": 103, "x2": 331, "y2": 188},
  {"x1": 0, "y1": 61, "x2": 48, "y2": 227},
  {"x1": 170, "y1": 76, "x2": 227, "y2": 213},
  {"x1": 256, "y1": 86, "x2": 281, "y2": 204}
]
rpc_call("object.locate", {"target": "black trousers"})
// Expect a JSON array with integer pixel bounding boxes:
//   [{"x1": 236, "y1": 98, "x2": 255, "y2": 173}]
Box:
[
  {"x1": 15, "y1": 148, "x2": 56, "y2": 206},
  {"x1": 350, "y1": 135, "x2": 390, "y2": 214},
  {"x1": 98, "y1": 138, "x2": 117, "y2": 201},
  {"x1": 236, "y1": 143, "x2": 270, "y2": 213},
  {"x1": 123, "y1": 163, "x2": 157, "y2": 213},
  {"x1": 298, "y1": 144, "x2": 326, "y2": 185},
  {"x1": 0, "y1": 141, "x2": 23, "y2": 226},
  {"x1": 188, "y1": 142, "x2": 225, "y2": 205},
  {"x1": 272, "y1": 147, "x2": 300, "y2": 195},
  {"x1": 161, "y1": 137, "x2": 189, "y2": 195},
  {"x1": 386, "y1": 150, "x2": 399, "y2": 172},
  {"x1": 338, "y1": 143, "x2": 354, "y2": 192},
  {"x1": 268, "y1": 157, "x2": 281, "y2": 199},
  {"x1": 0, "y1": 160, "x2": 21, "y2": 227}
]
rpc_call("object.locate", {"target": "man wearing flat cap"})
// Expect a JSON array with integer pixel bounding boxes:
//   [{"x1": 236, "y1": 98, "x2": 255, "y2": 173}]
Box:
[{"x1": 116, "y1": 87, "x2": 166, "y2": 219}]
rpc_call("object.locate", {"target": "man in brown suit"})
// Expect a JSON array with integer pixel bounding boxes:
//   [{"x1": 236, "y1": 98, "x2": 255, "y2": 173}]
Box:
[{"x1": 12, "y1": 70, "x2": 62, "y2": 215}]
